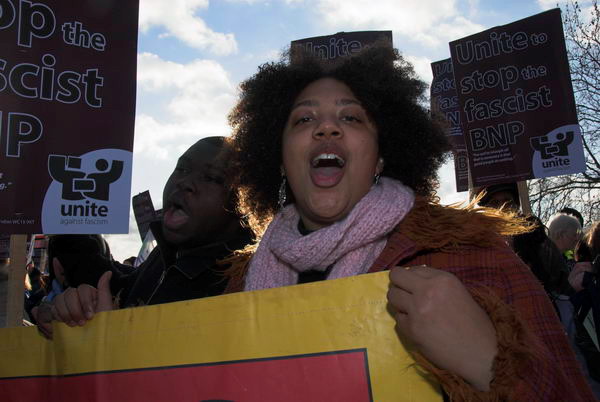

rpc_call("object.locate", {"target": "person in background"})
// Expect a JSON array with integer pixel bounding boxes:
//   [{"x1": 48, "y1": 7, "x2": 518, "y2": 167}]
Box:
[
  {"x1": 476, "y1": 187, "x2": 599, "y2": 396},
  {"x1": 24, "y1": 261, "x2": 46, "y2": 324},
  {"x1": 477, "y1": 183, "x2": 572, "y2": 297},
  {"x1": 548, "y1": 213, "x2": 583, "y2": 268},
  {"x1": 571, "y1": 221, "x2": 600, "y2": 396},
  {"x1": 571, "y1": 222, "x2": 600, "y2": 310},
  {"x1": 575, "y1": 238, "x2": 593, "y2": 263},
  {"x1": 559, "y1": 207, "x2": 585, "y2": 229},
  {"x1": 38, "y1": 137, "x2": 253, "y2": 338},
  {"x1": 46, "y1": 235, "x2": 114, "y2": 298},
  {"x1": 545, "y1": 213, "x2": 600, "y2": 391},
  {"x1": 31, "y1": 234, "x2": 113, "y2": 326},
  {"x1": 587, "y1": 221, "x2": 600, "y2": 258},
  {"x1": 546, "y1": 212, "x2": 583, "y2": 324},
  {"x1": 476, "y1": 183, "x2": 520, "y2": 210}
]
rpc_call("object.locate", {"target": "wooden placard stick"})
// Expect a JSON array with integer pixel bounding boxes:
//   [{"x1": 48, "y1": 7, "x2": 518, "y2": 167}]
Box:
[
  {"x1": 39, "y1": 238, "x2": 48, "y2": 275},
  {"x1": 517, "y1": 181, "x2": 532, "y2": 216},
  {"x1": 6, "y1": 234, "x2": 27, "y2": 327}
]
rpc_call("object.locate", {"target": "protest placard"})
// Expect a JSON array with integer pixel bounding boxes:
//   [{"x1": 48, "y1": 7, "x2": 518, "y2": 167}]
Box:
[
  {"x1": 0, "y1": 0, "x2": 139, "y2": 234},
  {"x1": 449, "y1": 9, "x2": 585, "y2": 187},
  {"x1": 291, "y1": 31, "x2": 392, "y2": 62},
  {"x1": 132, "y1": 191, "x2": 157, "y2": 242},
  {"x1": 430, "y1": 58, "x2": 469, "y2": 192},
  {"x1": 0, "y1": 272, "x2": 442, "y2": 401}
]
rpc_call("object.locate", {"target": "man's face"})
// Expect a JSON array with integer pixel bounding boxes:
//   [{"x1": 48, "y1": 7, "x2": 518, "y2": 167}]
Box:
[
  {"x1": 485, "y1": 191, "x2": 519, "y2": 211},
  {"x1": 161, "y1": 140, "x2": 238, "y2": 248},
  {"x1": 564, "y1": 229, "x2": 582, "y2": 252}
]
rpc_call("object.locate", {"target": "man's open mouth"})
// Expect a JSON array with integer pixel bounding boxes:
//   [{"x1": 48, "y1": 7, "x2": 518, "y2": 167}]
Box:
[{"x1": 163, "y1": 198, "x2": 190, "y2": 230}]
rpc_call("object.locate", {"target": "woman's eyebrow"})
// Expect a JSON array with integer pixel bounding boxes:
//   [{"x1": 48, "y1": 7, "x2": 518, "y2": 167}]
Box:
[
  {"x1": 336, "y1": 98, "x2": 361, "y2": 106},
  {"x1": 292, "y1": 98, "x2": 361, "y2": 109},
  {"x1": 292, "y1": 99, "x2": 318, "y2": 109}
]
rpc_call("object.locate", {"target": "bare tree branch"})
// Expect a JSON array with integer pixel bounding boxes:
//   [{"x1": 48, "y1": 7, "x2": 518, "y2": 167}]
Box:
[{"x1": 530, "y1": 0, "x2": 600, "y2": 225}]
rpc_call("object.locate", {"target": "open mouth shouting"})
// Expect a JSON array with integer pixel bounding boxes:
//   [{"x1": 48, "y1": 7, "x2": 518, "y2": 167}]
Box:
[
  {"x1": 309, "y1": 145, "x2": 346, "y2": 188},
  {"x1": 163, "y1": 195, "x2": 190, "y2": 231}
]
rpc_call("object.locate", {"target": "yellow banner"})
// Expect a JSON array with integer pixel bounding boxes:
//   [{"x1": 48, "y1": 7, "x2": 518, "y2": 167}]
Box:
[{"x1": 0, "y1": 271, "x2": 441, "y2": 401}]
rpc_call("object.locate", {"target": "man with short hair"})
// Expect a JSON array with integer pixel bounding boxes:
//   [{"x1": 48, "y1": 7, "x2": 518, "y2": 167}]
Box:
[
  {"x1": 559, "y1": 207, "x2": 584, "y2": 228},
  {"x1": 37, "y1": 137, "x2": 252, "y2": 338},
  {"x1": 548, "y1": 213, "x2": 583, "y2": 264}
]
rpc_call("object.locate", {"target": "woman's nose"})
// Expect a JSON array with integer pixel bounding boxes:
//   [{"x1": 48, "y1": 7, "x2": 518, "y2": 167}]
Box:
[{"x1": 313, "y1": 117, "x2": 343, "y2": 139}]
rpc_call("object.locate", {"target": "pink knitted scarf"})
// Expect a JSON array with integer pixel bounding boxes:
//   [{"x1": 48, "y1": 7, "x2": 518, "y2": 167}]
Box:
[{"x1": 244, "y1": 177, "x2": 415, "y2": 291}]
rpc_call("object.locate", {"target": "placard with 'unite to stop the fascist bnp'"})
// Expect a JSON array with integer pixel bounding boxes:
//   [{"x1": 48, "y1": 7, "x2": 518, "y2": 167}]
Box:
[{"x1": 449, "y1": 8, "x2": 585, "y2": 187}]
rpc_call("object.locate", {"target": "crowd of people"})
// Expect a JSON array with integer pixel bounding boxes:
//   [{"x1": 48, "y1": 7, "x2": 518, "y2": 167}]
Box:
[{"x1": 2, "y1": 42, "x2": 600, "y2": 400}]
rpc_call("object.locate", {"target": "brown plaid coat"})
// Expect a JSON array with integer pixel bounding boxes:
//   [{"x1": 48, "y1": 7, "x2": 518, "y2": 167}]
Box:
[
  {"x1": 226, "y1": 198, "x2": 597, "y2": 401},
  {"x1": 366, "y1": 199, "x2": 596, "y2": 401}
]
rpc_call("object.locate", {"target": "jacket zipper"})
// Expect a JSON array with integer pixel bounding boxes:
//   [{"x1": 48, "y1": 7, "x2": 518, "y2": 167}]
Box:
[{"x1": 146, "y1": 267, "x2": 169, "y2": 305}]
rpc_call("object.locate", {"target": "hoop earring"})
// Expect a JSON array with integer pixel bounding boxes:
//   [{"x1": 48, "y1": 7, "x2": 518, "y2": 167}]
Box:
[
  {"x1": 374, "y1": 157, "x2": 384, "y2": 185},
  {"x1": 278, "y1": 176, "x2": 287, "y2": 209}
]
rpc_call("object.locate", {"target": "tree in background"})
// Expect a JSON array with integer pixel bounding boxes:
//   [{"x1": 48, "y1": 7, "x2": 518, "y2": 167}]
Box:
[{"x1": 529, "y1": 0, "x2": 599, "y2": 225}]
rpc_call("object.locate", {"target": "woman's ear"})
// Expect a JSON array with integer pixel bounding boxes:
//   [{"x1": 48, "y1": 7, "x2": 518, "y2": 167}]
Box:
[{"x1": 376, "y1": 157, "x2": 384, "y2": 175}]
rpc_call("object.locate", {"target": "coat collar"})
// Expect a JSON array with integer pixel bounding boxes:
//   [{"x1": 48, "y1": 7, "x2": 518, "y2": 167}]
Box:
[
  {"x1": 367, "y1": 229, "x2": 421, "y2": 273},
  {"x1": 150, "y1": 221, "x2": 253, "y2": 280}
]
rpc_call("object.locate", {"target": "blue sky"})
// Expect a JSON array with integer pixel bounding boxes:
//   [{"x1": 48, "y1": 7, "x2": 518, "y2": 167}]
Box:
[{"x1": 106, "y1": 0, "x2": 581, "y2": 260}]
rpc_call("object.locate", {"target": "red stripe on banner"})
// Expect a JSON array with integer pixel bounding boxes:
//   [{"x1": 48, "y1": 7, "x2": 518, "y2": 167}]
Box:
[{"x1": 0, "y1": 350, "x2": 372, "y2": 402}]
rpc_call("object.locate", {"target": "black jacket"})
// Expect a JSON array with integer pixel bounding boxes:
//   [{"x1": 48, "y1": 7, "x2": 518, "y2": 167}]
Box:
[
  {"x1": 54, "y1": 221, "x2": 253, "y2": 308},
  {"x1": 116, "y1": 221, "x2": 253, "y2": 308}
]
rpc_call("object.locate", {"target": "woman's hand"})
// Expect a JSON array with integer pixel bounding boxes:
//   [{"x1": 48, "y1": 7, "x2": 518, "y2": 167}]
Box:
[{"x1": 387, "y1": 265, "x2": 497, "y2": 391}]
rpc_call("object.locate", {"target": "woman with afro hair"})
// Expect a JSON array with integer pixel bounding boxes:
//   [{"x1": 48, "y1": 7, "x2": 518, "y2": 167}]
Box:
[{"x1": 226, "y1": 42, "x2": 595, "y2": 401}]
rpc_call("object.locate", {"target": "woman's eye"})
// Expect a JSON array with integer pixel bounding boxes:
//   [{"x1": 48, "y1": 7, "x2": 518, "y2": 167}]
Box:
[
  {"x1": 294, "y1": 116, "x2": 313, "y2": 125},
  {"x1": 342, "y1": 115, "x2": 361, "y2": 122}
]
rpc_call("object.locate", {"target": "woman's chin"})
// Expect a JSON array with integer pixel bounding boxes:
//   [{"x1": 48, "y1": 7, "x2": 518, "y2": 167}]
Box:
[{"x1": 299, "y1": 195, "x2": 352, "y2": 229}]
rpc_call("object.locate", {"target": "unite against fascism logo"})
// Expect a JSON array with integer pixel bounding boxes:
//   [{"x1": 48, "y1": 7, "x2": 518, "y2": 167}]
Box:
[
  {"x1": 530, "y1": 130, "x2": 573, "y2": 167},
  {"x1": 48, "y1": 154, "x2": 123, "y2": 218},
  {"x1": 42, "y1": 149, "x2": 132, "y2": 232},
  {"x1": 529, "y1": 124, "x2": 585, "y2": 178}
]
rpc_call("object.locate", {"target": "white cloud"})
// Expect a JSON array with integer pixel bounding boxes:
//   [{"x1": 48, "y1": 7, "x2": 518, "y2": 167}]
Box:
[
  {"x1": 138, "y1": 54, "x2": 237, "y2": 121},
  {"x1": 466, "y1": 0, "x2": 480, "y2": 18},
  {"x1": 135, "y1": 52, "x2": 237, "y2": 161},
  {"x1": 139, "y1": 0, "x2": 237, "y2": 55},
  {"x1": 225, "y1": 0, "x2": 303, "y2": 3},
  {"x1": 404, "y1": 54, "x2": 433, "y2": 83},
  {"x1": 437, "y1": 160, "x2": 469, "y2": 205},
  {"x1": 224, "y1": 0, "x2": 267, "y2": 3},
  {"x1": 426, "y1": 16, "x2": 484, "y2": 46},
  {"x1": 312, "y1": 0, "x2": 484, "y2": 48}
]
